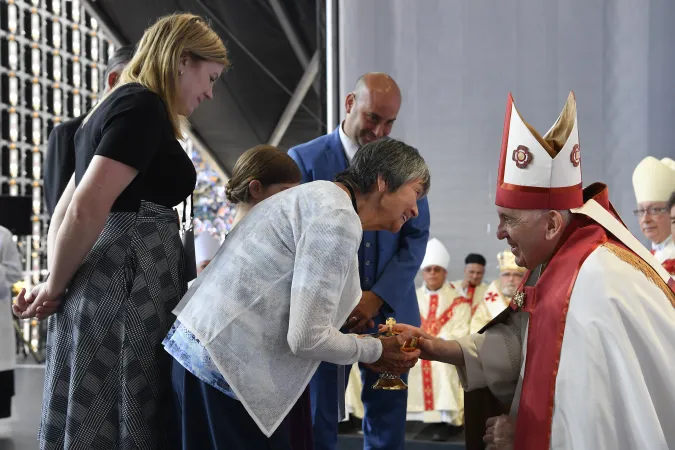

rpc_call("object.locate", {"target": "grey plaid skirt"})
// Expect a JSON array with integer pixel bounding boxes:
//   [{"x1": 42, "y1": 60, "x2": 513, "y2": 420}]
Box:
[{"x1": 39, "y1": 201, "x2": 187, "y2": 450}]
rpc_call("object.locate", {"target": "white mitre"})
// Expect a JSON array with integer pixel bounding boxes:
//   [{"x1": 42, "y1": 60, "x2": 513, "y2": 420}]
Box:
[
  {"x1": 195, "y1": 232, "x2": 221, "y2": 264},
  {"x1": 495, "y1": 92, "x2": 583, "y2": 210},
  {"x1": 420, "y1": 238, "x2": 450, "y2": 271},
  {"x1": 632, "y1": 156, "x2": 675, "y2": 203}
]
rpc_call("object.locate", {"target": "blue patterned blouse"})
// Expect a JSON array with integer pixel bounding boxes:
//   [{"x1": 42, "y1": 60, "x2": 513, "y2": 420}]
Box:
[{"x1": 163, "y1": 319, "x2": 238, "y2": 400}]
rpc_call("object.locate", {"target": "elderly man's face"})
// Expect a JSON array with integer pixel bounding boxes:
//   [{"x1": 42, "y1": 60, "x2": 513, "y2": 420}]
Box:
[
  {"x1": 499, "y1": 270, "x2": 524, "y2": 298},
  {"x1": 671, "y1": 204, "x2": 675, "y2": 243},
  {"x1": 636, "y1": 201, "x2": 670, "y2": 244},
  {"x1": 423, "y1": 265, "x2": 447, "y2": 291},
  {"x1": 496, "y1": 207, "x2": 561, "y2": 270}
]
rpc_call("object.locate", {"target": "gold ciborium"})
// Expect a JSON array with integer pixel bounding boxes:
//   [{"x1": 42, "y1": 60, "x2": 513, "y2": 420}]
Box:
[{"x1": 371, "y1": 317, "x2": 418, "y2": 390}]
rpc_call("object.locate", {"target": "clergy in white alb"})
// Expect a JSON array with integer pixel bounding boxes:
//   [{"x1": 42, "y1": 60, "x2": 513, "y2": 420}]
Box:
[
  {"x1": 632, "y1": 156, "x2": 675, "y2": 275},
  {"x1": 388, "y1": 92, "x2": 675, "y2": 450},
  {"x1": 469, "y1": 249, "x2": 525, "y2": 334},
  {"x1": 407, "y1": 238, "x2": 470, "y2": 427},
  {"x1": 451, "y1": 253, "x2": 488, "y2": 317},
  {"x1": 0, "y1": 225, "x2": 22, "y2": 432}
]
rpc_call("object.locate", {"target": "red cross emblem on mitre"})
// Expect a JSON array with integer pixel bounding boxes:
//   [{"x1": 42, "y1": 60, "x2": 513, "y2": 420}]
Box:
[{"x1": 495, "y1": 92, "x2": 584, "y2": 210}]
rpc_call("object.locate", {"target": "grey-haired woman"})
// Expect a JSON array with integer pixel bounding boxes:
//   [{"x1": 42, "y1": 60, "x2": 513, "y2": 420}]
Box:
[{"x1": 165, "y1": 137, "x2": 431, "y2": 449}]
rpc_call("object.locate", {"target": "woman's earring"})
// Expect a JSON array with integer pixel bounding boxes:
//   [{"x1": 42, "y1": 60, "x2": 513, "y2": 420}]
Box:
[{"x1": 179, "y1": 70, "x2": 183, "y2": 76}]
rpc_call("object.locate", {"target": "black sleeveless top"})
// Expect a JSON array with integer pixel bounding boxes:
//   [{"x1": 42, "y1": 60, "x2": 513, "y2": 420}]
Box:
[{"x1": 74, "y1": 83, "x2": 197, "y2": 212}]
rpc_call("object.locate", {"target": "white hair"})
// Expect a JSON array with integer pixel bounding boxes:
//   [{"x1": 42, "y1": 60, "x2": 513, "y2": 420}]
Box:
[{"x1": 531, "y1": 209, "x2": 572, "y2": 225}]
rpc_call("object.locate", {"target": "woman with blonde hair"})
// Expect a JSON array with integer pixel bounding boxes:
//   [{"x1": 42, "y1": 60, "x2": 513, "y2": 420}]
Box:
[{"x1": 13, "y1": 13, "x2": 228, "y2": 449}]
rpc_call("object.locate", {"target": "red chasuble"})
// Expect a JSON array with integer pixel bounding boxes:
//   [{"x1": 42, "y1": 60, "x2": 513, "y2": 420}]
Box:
[{"x1": 511, "y1": 184, "x2": 675, "y2": 449}]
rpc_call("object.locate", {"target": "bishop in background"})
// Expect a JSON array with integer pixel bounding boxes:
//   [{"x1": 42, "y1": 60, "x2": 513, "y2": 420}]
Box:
[
  {"x1": 406, "y1": 238, "x2": 469, "y2": 441},
  {"x1": 469, "y1": 249, "x2": 525, "y2": 334}
]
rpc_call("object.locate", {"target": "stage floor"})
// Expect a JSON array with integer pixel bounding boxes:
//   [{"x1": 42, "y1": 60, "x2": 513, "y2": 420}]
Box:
[
  {"x1": 338, "y1": 419, "x2": 465, "y2": 450},
  {"x1": 1, "y1": 359, "x2": 465, "y2": 450},
  {"x1": 0, "y1": 362, "x2": 43, "y2": 450}
]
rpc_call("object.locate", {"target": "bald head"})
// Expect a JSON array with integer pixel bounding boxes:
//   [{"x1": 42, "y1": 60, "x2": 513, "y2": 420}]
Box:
[
  {"x1": 343, "y1": 72, "x2": 402, "y2": 147},
  {"x1": 353, "y1": 72, "x2": 401, "y2": 97}
]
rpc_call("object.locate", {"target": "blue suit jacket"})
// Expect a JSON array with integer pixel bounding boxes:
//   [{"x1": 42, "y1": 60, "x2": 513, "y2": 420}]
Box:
[{"x1": 288, "y1": 127, "x2": 429, "y2": 327}]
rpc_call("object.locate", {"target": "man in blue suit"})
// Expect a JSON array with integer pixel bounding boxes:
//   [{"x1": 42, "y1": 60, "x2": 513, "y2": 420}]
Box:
[{"x1": 288, "y1": 73, "x2": 430, "y2": 450}]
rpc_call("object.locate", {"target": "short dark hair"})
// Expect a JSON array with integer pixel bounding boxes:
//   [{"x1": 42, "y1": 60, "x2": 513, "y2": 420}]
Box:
[
  {"x1": 335, "y1": 137, "x2": 430, "y2": 197},
  {"x1": 668, "y1": 191, "x2": 675, "y2": 213},
  {"x1": 102, "y1": 44, "x2": 135, "y2": 89},
  {"x1": 465, "y1": 253, "x2": 486, "y2": 266}
]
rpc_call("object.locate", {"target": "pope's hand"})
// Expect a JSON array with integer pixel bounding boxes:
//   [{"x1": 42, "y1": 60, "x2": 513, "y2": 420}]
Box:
[
  {"x1": 377, "y1": 323, "x2": 438, "y2": 361},
  {"x1": 484, "y1": 415, "x2": 515, "y2": 450},
  {"x1": 364, "y1": 332, "x2": 420, "y2": 374}
]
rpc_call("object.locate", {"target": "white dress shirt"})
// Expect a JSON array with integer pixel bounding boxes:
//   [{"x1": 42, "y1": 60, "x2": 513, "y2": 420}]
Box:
[{"x1": 339, "y1": 121, "x2": 360, "y2": 163}]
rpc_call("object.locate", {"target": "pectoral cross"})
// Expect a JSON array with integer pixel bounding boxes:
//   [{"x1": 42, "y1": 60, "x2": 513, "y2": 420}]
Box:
[{"x1": 512, "y1": 291, "x2": 525, "y2": 308}]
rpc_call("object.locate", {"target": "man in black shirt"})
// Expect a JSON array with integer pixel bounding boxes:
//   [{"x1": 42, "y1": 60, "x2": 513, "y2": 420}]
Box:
[{"x1": 43, "y1": 45, "x2": 136, "y2": 216}]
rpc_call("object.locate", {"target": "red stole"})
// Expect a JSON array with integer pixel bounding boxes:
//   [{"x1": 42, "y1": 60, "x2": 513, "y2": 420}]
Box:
[
  {"x1": 663, "y1": 259, "x2": 675, "y2": 275},
  {"x1": 511, "y1": 186, "x2": 623, "y2": 449}
]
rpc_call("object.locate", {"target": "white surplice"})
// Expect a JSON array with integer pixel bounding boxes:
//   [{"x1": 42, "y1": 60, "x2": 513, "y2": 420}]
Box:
[
  {"x1": 452, "y1": 280, "x2": 489, "y2": 316},
  {"x1": 407, "y1": 283, "x2": 471, "y2": 425},
  {"x1": 469, "y1": 279, "x2": 510, "y2": 334},
  {"x1": 0, "y1": 226, "x2": 21, "y2": 374},
  {"x1": 456, "y1": 244, "x2": 675, "y2": 449},
  {"x1": 0, "y1": 226, "x2": 22, "y2": 429}
]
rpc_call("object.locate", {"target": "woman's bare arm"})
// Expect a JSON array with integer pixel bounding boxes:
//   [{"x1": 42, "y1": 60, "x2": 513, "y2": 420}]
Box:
[
  {"x1": 47, "y1": 175, "x2": 76, "y2": 270},
  {"x1": 46, "y1": 155, "x2": 138, "y2": 294}
]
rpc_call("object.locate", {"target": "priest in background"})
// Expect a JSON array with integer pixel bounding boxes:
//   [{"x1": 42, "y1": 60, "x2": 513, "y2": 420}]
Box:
[
  {"x1": 451, "y1": 252, "x2": 494, "y2": 449},
  {"x1": 632, "y1": 156, "x2": 675, "y2": 275},
  {"x1": 669, "y1": 192, "x2": 675, "y2": 255},
  {"x1": 452, "y1": 253, "x2": 488, "y2": 317},
  {"x1": 469, "y1": 249, "x2": 525, "y2": 334},
  {"x1": 407, "y1": 238, "x2": 470, "y2": 442},
  {"x1": 0, "y1": 225, "x2": 22, "y2": 436}
]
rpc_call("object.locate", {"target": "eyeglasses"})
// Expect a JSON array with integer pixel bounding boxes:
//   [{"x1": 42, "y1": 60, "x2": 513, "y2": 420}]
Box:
[{"x1": 633, "y1": 207, "x2": 669, "y2": 217}]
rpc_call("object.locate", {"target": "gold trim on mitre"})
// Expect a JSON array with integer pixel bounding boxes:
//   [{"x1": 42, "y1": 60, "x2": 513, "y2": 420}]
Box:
[
  {"x1": 497, "y1": 249, "x2": 527, "y2": 273},
  {"x1": 513, "y1": 92, "x2": 577, "y2": 158},
  {"x1": 542, "y1": 92, "x2": 577, "y2": 157},
  {"x1": 632, "y1": 156, "x2": 675, "y2": 204}
]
